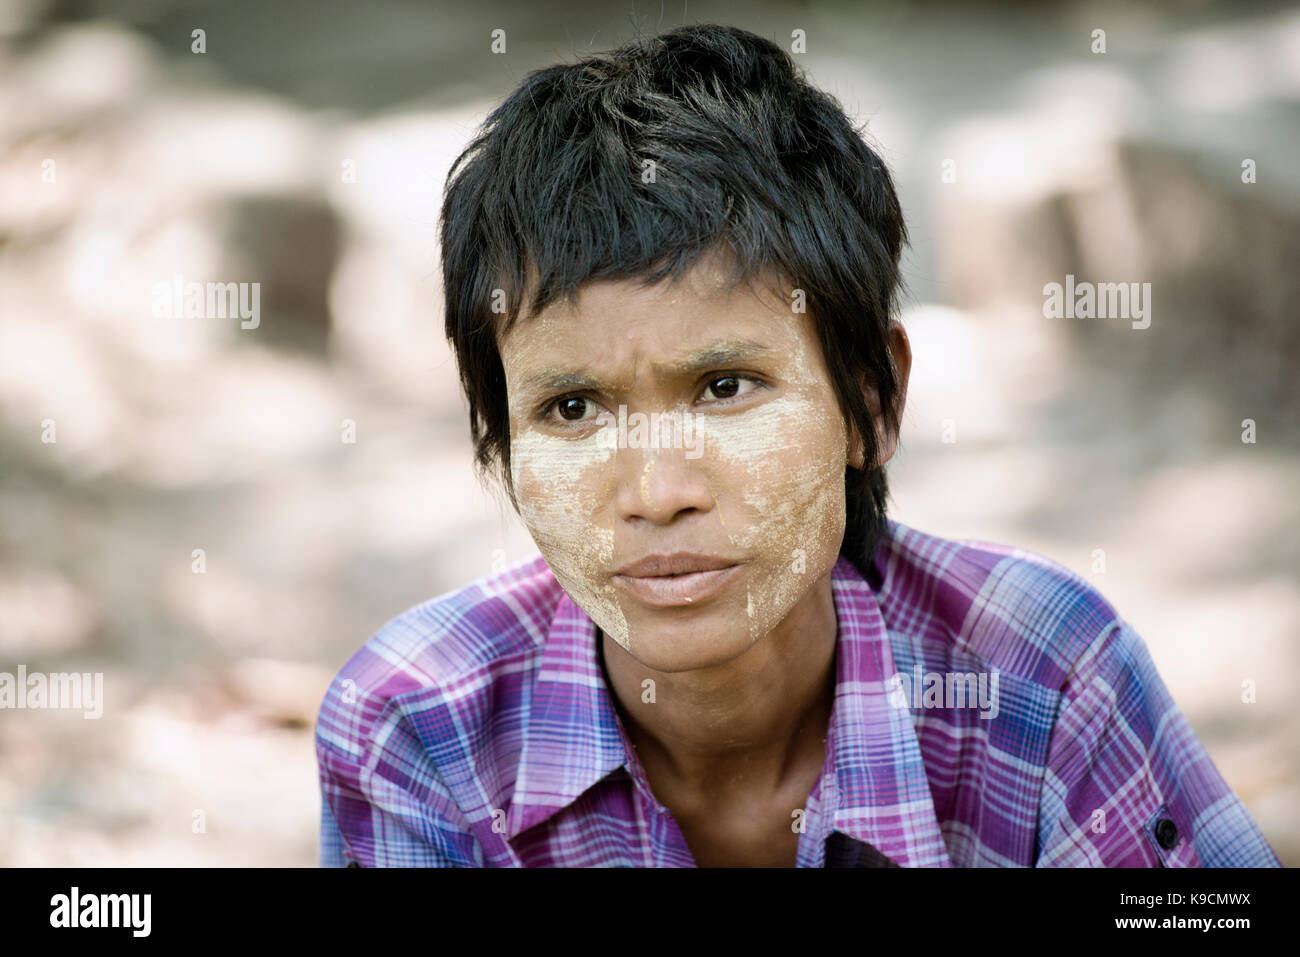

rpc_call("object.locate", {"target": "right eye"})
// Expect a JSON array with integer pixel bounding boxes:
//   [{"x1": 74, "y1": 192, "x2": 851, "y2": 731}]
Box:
[{"x1": 541, "y1": 395, "x2": 603, "y2": 425}]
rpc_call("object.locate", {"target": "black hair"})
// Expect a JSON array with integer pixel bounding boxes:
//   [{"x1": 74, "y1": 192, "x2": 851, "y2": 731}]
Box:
[{"x1": 440, "y1": 22, "x2": 908, "y2": 581}]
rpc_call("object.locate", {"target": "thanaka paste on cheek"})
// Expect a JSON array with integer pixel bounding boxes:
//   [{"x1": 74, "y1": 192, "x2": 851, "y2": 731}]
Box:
[
  {"x1": 503, "y1": 315, "x2": 634, "y2": 652},
  {"x1": 510, "y1": 419, "x2": 635, "y2": 652},
  {"x1": 693, "y1": 328, "x2": 849, "y2": 644},
  {"x1": 701, "y1": 399, "x2": 847, "y2": 642}
]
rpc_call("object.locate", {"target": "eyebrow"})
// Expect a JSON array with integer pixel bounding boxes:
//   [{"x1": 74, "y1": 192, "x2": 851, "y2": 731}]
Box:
[{"x1": 518, "y1": 338, "x2": 777, "y2": 396}]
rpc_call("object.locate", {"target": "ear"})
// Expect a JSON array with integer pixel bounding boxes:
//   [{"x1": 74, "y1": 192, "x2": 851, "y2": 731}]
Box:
[
  {"x1": 845, "y1": 377, "x2": 890, "y2": 471},
  {"x1": 846, "y1": 381, "x2": 871, "y2": 471},
  {"x1": 846, "y1": 322, "x2": 911, "y2": 471}
]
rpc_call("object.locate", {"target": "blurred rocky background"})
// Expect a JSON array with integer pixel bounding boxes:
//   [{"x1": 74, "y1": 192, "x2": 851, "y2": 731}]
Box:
[{"x1": 0, "y1": 0, "x2": 1296, "y2": 866}]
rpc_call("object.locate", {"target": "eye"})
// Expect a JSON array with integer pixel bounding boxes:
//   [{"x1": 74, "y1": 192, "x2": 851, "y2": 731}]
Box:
[
  {"x1": 551, "y1": 396, "x2": 600, "y2": 422},
  {"x1": 704, "y1": 375, "x2": 760, "y2": 402}
]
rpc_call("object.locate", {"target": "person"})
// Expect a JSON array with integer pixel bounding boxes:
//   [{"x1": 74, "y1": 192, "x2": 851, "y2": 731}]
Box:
[{"x1": 314, "y1": 23, "x2": 1280, "y2": 867}]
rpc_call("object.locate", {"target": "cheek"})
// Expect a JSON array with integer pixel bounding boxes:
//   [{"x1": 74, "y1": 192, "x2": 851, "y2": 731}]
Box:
[
  {"x1": 511, "y1": 428, "x2": 633, "y2": 647},
  {"x1": 702, "y1": 325, "x2": 849, "y2": 564},
  {"x1": 697, "y1": 394, "x2": 849, "y2": 636},
  {"x1": 511, "y1": 428, "x2": 615, "y2": 551},
  {"x1": 698, "y1": 393, "x2": 848, "y2": 550}
]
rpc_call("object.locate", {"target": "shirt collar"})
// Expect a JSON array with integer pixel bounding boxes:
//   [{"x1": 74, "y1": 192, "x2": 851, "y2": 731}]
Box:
[
  {"x1": 505, "y1": 589, "x2": 626, "y2": 839},
  {"x1": 506, "y1": 553, "x2": 952, "y2": 867},
  {"x1": 822, "y1": 553, "x2": 953, "y2": 867}
]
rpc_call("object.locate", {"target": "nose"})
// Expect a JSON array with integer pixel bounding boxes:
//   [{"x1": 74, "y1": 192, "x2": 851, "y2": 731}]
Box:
[{"x1": 612, "y1": 416, "x2": 714, "y2": 525}]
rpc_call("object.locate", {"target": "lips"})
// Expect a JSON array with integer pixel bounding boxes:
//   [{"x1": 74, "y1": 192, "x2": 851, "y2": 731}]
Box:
[
  {"x1": 611, "y1": 552, "x2": 743, "y2": 607},
  {"x1": 613, "y1": 552, "x2": 738, "y2": 577}
]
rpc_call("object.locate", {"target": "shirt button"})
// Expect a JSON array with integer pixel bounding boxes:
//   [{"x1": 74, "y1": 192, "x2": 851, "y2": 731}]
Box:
[{"x1": 1154, "y1": 818, "x2": 1179, "y2": 850}]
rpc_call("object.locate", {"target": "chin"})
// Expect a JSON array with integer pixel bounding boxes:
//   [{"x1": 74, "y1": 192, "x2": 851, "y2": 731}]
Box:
[{"x1": 614, "y1": 609, "x2": 757, "y2": 674}]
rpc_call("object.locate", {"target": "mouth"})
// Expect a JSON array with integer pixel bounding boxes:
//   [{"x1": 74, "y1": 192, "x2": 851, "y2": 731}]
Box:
[{"x1": 611, "y1": 563, "x2": 742, "y2": 608}]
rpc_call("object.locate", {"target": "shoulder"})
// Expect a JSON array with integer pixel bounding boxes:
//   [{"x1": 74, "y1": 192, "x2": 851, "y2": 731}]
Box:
[
  {"x1": 314, "y1": 551, "x2": 563, "y2": 768},
  {"x1": 873, "y1": 519, "x2": 1121, "y2": 691}
]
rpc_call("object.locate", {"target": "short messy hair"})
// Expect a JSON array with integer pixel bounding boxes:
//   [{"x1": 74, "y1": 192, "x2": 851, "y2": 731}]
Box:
[{"x1": 439, "y1": 22, "x2": 908, "y2": 580}]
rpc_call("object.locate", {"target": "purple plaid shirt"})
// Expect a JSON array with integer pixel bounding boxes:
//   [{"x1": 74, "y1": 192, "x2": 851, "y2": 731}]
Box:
[{"x1": 315, "y1": 518, "x2": 1280, "y2": 867}]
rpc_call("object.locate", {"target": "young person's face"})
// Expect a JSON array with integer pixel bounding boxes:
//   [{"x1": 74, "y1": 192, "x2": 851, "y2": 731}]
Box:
[{"x1": 499, "y1": 260, "x2": 890, "y2": 673}]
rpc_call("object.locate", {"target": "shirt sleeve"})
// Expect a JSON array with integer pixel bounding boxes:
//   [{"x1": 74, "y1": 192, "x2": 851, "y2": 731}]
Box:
[
  {"x1": 1035, "y1": 618, "x2": 1280, "y2": 867},
  {"x1": 319, "y1": 791, "x2": 348, "y2": 868},
  {"x1": 315, "y1": 679, "x2": 482, "y2": 868}
]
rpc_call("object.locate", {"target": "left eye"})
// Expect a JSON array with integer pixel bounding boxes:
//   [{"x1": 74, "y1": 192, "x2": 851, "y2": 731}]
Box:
[
  {"x1": 555, "y1": 397, "x2": 597, "y2": 421},
  {"x1": 705, "y1": 376, "x2": 759, "y2": 401}
]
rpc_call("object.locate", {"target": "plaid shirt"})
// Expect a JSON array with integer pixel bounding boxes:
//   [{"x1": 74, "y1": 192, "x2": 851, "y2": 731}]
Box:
[{"x1": 315, "y1": 518, "x2": 1280, "y2": 867}]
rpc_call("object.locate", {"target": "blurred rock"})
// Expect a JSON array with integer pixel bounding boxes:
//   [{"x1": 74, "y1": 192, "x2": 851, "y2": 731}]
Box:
[
  {"x1": 219, "y1": 657, "x2": 334, "y2": 730},
  {"x1": 219, "y1": 193, "x2": 341, "y2": 355},
  {"x1": 0, "y1": 567, "x2": 101, "y2": 657}
]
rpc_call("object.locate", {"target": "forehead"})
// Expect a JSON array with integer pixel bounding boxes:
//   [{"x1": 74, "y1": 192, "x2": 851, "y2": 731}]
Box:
[{"x1": 497, "y1": 263, "x2": 806, "y2": 381}]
